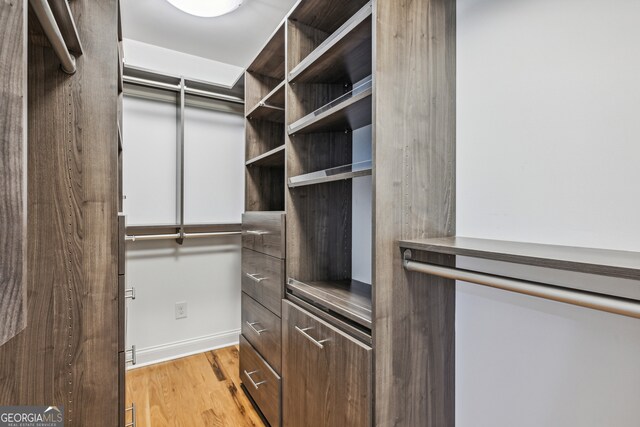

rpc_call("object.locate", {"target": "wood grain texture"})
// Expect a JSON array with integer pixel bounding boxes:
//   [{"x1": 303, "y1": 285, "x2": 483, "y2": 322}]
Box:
[
  {"x1": 240, "y1": 336, "x2": 281, "y2": 427},
  {"x1": 242, "y1": 248, "x2": 285, "y2": 316},
  {"x1": 0, "y1": 1, "x2": 120, "y2": 425},
  {"x1": 373, "y1": 0, "x2": 457, "y2": 426},
  {"x1": 0, "y1": 0, "x2": 27, "y2": 347},
  {"x1": 400, "y1": 237, "x2": 640, "y2": 281},
  {"x1": 282, "y1": 301, "x2": 372, "y2": 427},
  {"x1": 242, "y1": 212, "x2": 286, "y2": 259},
  {"x1": 126, "y1": 346, "x2": 266, "y2": 427},
  {"x1": 247, "y1": 23, "x2": 286, "y2": 80},
  {"x1": 241, "y1": 292, "x2": 282, "y2": 374},
  {"x1": 289, "y1": 0, "x2": 370, "y2": 34}
]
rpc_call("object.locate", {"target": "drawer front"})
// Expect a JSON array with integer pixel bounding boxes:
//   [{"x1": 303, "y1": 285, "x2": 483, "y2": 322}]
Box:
[
  {"x1": 240, "y1": 335, "x2": 281, "y2": 427},
  {"x1": 241, "y1": 293, "x2": 281, "y2": 374},
  {"x1": 283, "y1": 301, "x2": 372, "y2": 427},
  {"x1": 242, "y1": 212, "x2": 285, "y2": 259},
  {"x1": 118, "y1": 214, "x2": 125, "y2": 275},
  {"x1": 242, "y1": 248, "x2": 284, "y2": 316}
]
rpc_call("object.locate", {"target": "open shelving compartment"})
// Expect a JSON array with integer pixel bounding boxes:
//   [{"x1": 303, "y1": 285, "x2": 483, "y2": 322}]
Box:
[
  {"x1": 285, "y1": 0, "x2": 374, "y2": 336},
  {"x1": 245, "y1": 23, "x2": 287, "y2": 211}
]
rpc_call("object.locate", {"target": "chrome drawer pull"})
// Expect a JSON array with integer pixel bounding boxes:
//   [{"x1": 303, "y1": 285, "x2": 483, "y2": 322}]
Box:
[
  {"x1": 245, "y1": 272, "x2": 266, "y2": 283},
  {"x1": 244, "y1": 369, "x2": 267, "y2": 389},
  {"x1": 125, "y1": 287, "x2": 136, "y2": 300},
  {"x1": 295, "y1": 326, "x2": 329, "y2": 349},
  {"x1": 246, "y1": 321, "x2": 268, "y2": 335},
  {"x1": 246, "y1": 230, "x2": 268, "y2": 236},
  {"x1": 125, "y1": 345, "x2": 137, "y2": 365},
  {"x1": 125, "y1": 403, "x2": 137, "y2": 427}
]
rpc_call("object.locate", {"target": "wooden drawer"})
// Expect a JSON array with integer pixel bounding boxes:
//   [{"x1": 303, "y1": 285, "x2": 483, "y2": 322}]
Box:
[
  {"x1": 242, "y1": 212, "x2": 285, "y2": 259},
  {"x1": 241, "y1": 293, "x2": 281, "y2": 374},
  {"x1": 118, "y1": 214, "x2": 125, "y2": 275},
  {"x1": 240, "y1": 335, "x2": 281, "y2": 427},
  {"x1": 283, "y1": 301, "x2": 372, "y2": 427},
  {"x1": 242, "y1": 248, "x2": 284, "y2": 317}
]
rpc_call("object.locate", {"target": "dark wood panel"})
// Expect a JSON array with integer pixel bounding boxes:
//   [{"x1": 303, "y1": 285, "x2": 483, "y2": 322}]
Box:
[
  {"x1": 373, "y1": 0, "x2": 457, "y2": 426},
  {"x1": 0, "y1": 0, "x2": 27, "y2": 347},
  {"x1": 0, "y1": 1, "x2": 120, "y2": 426},
  {"x1": 246, "y1": 145, "x2": 285, "y2": 168},
  {"x1": 242, "y1": 248, "x2": 284, "y2": 316},
  {"x1": 288, "y1": 0, "x2": 370, "y2": 35},
  {"x1": 246, "y1": 118, "x2": 285, "y2": 161},
  {"x1": 245, "y1": 72, "x2": 282, "y2": 117},
  {"x1": 287, "y1": 278, "x2": 371, "y2": 329},
  {"x1": 400, "y1": 237, "x2": 640, "y2": 281},
  {"x1": 282, "y1": 301, "x2": 372, "y2": 427},
  {"x1": 245, "y1": 166, "x2": 286, "y2": 212},
  {"x1": 242, "y1": 212, "x2": 286, "y2": 259},
  {"x1": 247, "y1": 23, "x2": 285, "y2": 79},
  {"x1": 241, "y1": 293, "x2": 282, "y2": 374},
  {"x1": 239, "y1": 336, "x2": 281, "y2": 427}
]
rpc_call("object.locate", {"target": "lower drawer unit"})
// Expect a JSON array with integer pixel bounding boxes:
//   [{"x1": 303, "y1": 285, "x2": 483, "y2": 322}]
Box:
[
  {"x1": 241, "y1": 292, "x2": 282, "y2": 374},
  {"x1": 240, "y1": 335, "x2": 281, "y2": 427},
  {"x1": 282, "y1": 301, "x2": 372, "y2": 427}
]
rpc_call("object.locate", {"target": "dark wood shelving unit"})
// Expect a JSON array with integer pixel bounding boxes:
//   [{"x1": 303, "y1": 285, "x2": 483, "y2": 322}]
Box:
[{"x1": 287, "y1": 278, "x2": 372, "y2": 329}]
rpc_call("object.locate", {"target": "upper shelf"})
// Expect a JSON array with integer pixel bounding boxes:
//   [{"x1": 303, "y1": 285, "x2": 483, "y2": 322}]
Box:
[
  {"x1": 246, "y1": 80, "x2": 285, "y2": 122},
  {"x1": 288, "y1": 160, "x2": 372, "y2": 188},
  {"x1": 288, "y1": 2, "x2": 372, "y2": 84},
  {"x1": 288, "y1": 79, "x2": 371, "y2": 135},
  {"x1": 247, "y1": 23, "x2": 285, "y2": 80},
  {"x1": 287, "y1": 278, "x2": 372, "y2": 329},
  {"x1": 289, "y1": 0, "x2": 371, "y2": 35},
  {"x1": 399, "y1": 237, "x2": 640, "y2": 281}
]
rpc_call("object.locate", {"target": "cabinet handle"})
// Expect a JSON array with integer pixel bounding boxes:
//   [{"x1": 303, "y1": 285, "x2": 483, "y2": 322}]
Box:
[
  {"x1": 125, "y1": 403, "x2": 136, "y2": 427},
  {"x1": 125, "y1": 287, "x2": 136, "y2": 300},
  {"x1": 244, "y1": 369, "x2": 267, "y2": 389},
  {"x1": 295, "y1": 326, "x2": 329, "y2": 349},
  {"x1": 246, "y1": 321, "x2": 268, "y2": 335},
  {"x1": 245, "y1": 273, "x2": 266, "y2": 283},
  {"x1": 246, "y1": 230, "x2": 268, "y2": 236},
  {"x1": 126, "y1": 345, "x2": 137, "y2": 365}
]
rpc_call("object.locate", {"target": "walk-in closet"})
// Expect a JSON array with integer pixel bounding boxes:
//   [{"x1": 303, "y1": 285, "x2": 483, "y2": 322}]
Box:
[{"x1": 1, "y1": 0, "x2": 640, "y2": 426}]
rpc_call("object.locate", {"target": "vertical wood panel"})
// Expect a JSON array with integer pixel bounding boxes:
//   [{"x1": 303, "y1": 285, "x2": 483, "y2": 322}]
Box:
[
  {"x1": 373, "y1": 0, "x2": 456, "y2": 425},
  {"x1": 0, "y1": 0, "x2": 27, "y2": 347},
  {"x1": 0, "y1": 1, "x2": 119, "y2": 426}
]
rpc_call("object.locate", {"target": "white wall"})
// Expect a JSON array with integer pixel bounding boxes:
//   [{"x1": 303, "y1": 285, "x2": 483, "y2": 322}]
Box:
[
  {"x1": 123, "y1": 96, "x2": 245, "y2": 367},
  {"x1": 457, "y1": 0, "x2": 640, "y2": 425},
  {"x1": 353, "y1": 124, "x2": 372, "y2": 284}
]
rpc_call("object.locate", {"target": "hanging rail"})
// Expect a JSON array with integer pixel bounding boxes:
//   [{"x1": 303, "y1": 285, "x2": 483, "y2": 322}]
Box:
[
  {"x1": 123, "y1": 75, "x2": 245, "y2": 104},
  {"x1": 125, "y1": 231, "x2": 241, "y2": 242},
  {"x1": 30, "y1": 0, "x2": 78, "y2": 74},
  {"x1": 402, "y1": 249, "x2": 640, "y2": 320}
]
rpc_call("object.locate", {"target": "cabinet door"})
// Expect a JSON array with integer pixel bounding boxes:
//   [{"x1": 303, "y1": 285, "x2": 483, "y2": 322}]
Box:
[{"x1": 283, "y1": 301, "x2": 372, "y2": 427}]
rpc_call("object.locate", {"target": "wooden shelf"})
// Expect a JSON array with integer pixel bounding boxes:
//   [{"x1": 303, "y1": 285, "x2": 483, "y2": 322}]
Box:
[
  {"x1": 288, "y1": 80, "x2": 371, "y2": 135},
  {"x1": 246, "y1": 80, "x2": 285, "y2": 122},
  {"x1": 288, "y1": 2, "x2": 372, "y2": 84},
  {"x1": 247, "y1": 23, "x2": 286, "y2": 79},
  {"x1": 246, "y1": 145, "x2": 285, "y2": 167},
  {"x1": 399, "y1": 237, "x2": 640, "y2": 280},
  {"x1": 287, "y1": 278, "x2": 372, "y2": 329},
  {"x1": 289, "y1": 0, "x2": 371, "y2": 39},
  {"x1": 288, "y1": 160, "x2": 372, "y2": 188}
]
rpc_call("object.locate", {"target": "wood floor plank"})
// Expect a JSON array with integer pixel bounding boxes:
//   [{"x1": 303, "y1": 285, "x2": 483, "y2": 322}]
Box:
[{"x1": 126, "y1": 346, "x2": 266, "y2": 427}]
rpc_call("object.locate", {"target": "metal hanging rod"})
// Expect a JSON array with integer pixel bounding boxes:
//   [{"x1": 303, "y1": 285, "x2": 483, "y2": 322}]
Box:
[
  {"x1": 402, "y1": 251, "x2": 640, "y2": 320},
  {"x1": 30, "y1": 0, "x2": 78, "y2": 74},
  {"x1": 123, "y1": 75, "x2": 245, "y2": 104},
  {"x1": 126, "y1": 231, "x2": 241, "y2": 242}
]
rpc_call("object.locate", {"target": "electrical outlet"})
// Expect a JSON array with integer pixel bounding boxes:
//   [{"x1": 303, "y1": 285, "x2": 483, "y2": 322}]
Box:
[{"x1": 175, "y1": 302, "x2": 187, "y2": 319}]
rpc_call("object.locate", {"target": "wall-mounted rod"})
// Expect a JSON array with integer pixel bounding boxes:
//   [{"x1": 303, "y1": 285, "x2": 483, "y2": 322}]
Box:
[
  {"x1": 125, "y1": 231, "x2": 241, "y2": 242},
  {"x1": 123, "y1": 75, "x2": 245, "y2": 104},
  {"x1": 403, "y1": 256, "x2": 640, "y2": 320},
  {"x1": 29, "y1": 0, "x2": 77, "y2": 74}
]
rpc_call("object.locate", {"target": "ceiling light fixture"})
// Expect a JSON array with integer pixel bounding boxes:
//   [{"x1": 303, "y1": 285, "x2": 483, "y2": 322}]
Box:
[{"x1": 165, "y1": 0, "x2": 243, "y2": 18}]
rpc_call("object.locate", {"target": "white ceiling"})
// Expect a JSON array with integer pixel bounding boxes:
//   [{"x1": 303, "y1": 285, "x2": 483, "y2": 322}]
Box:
[{"x1": 121, "y1": 0, "x2": 297, "y2": 68}]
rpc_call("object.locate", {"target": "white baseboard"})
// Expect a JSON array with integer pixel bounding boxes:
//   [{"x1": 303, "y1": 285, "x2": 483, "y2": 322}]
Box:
[{"x1": 128, "y1": 329, "x2": 240, "y2": 369}]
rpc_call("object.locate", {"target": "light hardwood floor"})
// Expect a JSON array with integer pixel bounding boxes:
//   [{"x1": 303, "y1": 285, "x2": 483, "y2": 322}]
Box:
[{"x1": 126, "y1": 346, "x2": 267, "y2": 427}]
